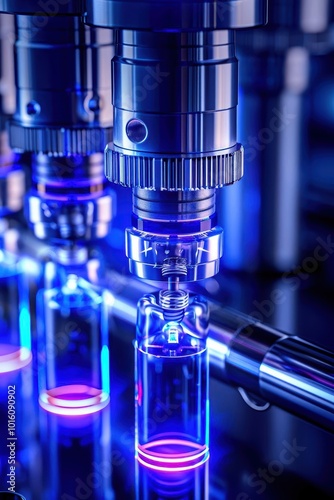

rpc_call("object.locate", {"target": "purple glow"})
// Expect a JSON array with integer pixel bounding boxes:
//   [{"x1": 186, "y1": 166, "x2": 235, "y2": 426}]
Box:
[
  {"x1": 0, "y1": 345, "x2": 32, "y2": 374},
  {"x1": 137, "y1": 438, "x2": 209, "y2": 472},
  {"x1": 39, "y1": 384, "x2": 110, "y2": 416}
]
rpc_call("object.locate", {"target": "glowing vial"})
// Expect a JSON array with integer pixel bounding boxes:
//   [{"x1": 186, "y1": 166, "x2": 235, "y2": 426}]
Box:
[
  {"x1": 135, "y1": 292, "x2": 210, "y2": 472},
  {"x1": 37, "y1": 271, "x2": 111, "y2": 416},
  {"x1": 0, "y1": 242, "x2": 32, "y2": 374}
]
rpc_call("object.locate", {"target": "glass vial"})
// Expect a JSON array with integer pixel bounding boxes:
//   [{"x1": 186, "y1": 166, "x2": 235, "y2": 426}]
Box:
[
  {"x1": 0, "y1": 225, "x2": 32, "y2": 374},
  {"x1": 37, "y1": 261, "x2": 111, "y2": 416},
  {"x1": 39, "y1": 408, "x2": 114, "y2": 500},
  {"x1": 135, "y1": 292, "x2": 209, "y2": 472}
]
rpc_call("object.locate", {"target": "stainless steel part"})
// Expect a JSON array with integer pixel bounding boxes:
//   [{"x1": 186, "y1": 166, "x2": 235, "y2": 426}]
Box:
[
  {"x1": 106, "y1": 29, "x2": 243, "y2": 191},
  {"x1": 26, "y1": 153, "x2": 114, "y2": 242},
  {"x1": 0, "y1": 0, "x2": 82, "y2": 14},
  {"x1": 9, "y1": 15, "x2": 113, "y2": 155},
  {"x1": 86, "y1": 0, "x2": 267, "y2": 30},
  {"x1": 88, "y1": 0, "x2": 267, "y2": 281},
  {"x1": 125, "y1": 227, "x2": 223, "y2": 281}
]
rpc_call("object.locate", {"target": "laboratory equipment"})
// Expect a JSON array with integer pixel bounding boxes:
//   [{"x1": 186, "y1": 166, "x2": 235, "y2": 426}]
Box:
[
  {"x1": 86, "y1": 0, "x2": 267, "y2": 467},
  {"x1": 135, "y1": 289, "x2": 209, "y2": 471}
]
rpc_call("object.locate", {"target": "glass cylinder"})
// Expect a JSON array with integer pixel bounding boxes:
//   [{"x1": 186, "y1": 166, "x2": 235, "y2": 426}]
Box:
[
  {"x1": 0, "y1": 237, "x2": 32, "y2": 374},
  {"x1": 39, "y1": 408, "x2": 114, "y2": 500},
  {"x1": 37, "y1": 269, "x2": 111, "y2": 416},
  {"x1": 135, "y1": 292, "x2": 209, "y2": 472}
]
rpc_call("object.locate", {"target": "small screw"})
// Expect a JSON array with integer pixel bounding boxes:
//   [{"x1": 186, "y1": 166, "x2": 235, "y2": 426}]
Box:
[{"x1": 26, "y1": 101, "x2": 41, "y2": 116}]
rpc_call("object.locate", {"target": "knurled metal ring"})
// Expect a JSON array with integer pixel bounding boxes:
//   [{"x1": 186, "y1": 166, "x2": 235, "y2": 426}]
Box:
[
  {"x1": 106, "y1": 144, "x2": 244, "y2": 190},
  {"x1": 9, "y1": 122, "x2": 113, "y2": 156}
]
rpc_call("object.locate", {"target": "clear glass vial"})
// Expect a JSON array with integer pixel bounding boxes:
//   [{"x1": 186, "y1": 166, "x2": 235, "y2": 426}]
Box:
[
  {"x1": 37, "y1": 249, "x2": 111, "y2": 415},
  {"x1": 0, "y1": 222, "x2": 32, "y2": 374},
  {"x1": 135, "y1": 290, "x2": 210, "y2": 472}
]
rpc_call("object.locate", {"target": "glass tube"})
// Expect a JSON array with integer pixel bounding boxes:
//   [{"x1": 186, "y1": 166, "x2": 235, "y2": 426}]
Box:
[
  {"x1": 39, "y1": 407, "x2": 114, "y2": 500},
  {"x1": 135, "y1": 292, "x2": 209, "y2": 472},
  {"x1": 0, "y1": 233, "x2": 32, "y2": 374},
  {"x1": 37, "y1": 271, "x2": 111, "y2": 416}
]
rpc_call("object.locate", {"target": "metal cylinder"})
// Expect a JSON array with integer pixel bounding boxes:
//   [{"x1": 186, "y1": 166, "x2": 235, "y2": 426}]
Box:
[
  {"x1": 133, "y1": 189, "x2": 216, "y2": 223},
  {"x1": 86, "y1": 0, "x2": 268, "y2": 31},
  {"x1": 113, "y1": 30, "x2": 237, "y2": 156},
  {"x1": 208, "y1": 305, "x2": 334, "y2": 433},
  {"x1": 26, "y1": 153, "x2": 114, "y2": 242},
  {"x1": 106, "y1": 29, "x2": 243, "y2": 190},
  {"x1": 0, "y1": 0, "x2": 82, "y2": 15},
  {"x1": 9, "y1": 15, "x2": 113, "y2": 155}
]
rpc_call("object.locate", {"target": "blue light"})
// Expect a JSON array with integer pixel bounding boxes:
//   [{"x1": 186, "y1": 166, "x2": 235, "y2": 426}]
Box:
[
  {"x1": 101, "y1": 345, "x2": 110, "y2": 395},
  {"x1": 19, "y1": 306, "x2": 32, "y2": 351}
]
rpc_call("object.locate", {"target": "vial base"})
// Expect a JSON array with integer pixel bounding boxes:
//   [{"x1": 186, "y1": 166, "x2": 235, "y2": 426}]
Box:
[
  {"x1": 39, "y1": 385, "x2": 110, "y2": 416},
  {"x1": 137, "y1": 434, "x2": 209, "y2": 472},
  {"x1": 136, "y1": 345, "x2": 209, "y2": 472},
  {"x1": 0, "y1": 344, "x2": 32, "y2": 373}
]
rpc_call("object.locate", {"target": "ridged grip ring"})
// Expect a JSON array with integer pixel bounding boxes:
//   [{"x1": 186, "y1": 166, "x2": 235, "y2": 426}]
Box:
[
  {"x1": 9, "y1": 124, "x2": 113, "y2": 155},
  {"x1": 106, "y1": 144, "x2": 243, "y2": 190}
]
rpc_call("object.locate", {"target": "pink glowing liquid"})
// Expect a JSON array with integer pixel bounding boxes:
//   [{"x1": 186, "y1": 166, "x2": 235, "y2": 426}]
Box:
[
  {"x1": 39, "y1": 384, "x2": 110, "y2": 416},
  {"x1": 137, "y1": 435, "x2": 209, "y2": 472},
  {"x1": 0, "y1": 344, "x2": 32, "y2": 373}
]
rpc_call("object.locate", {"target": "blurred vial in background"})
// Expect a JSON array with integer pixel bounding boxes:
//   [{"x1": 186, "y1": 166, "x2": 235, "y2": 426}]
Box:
[
  {"x1": 0, "y1": 134, "x2": 31, "y2": 374},
  {"x1": 0, "y1": 12, "x2": 32, "y2": 375},
  {"x1": 0, "y1": 347, "x2": 40, "y2": 499},
  {"x1": 40, "y1": 407, "x2": 114, "y2": 500},
  {"x1": 0, "y1": 223, "x2": 32, "y2": 374},
  {"x1": 135, "y1": 291, "x2": 209, "y2": 472},
  {"x1": 37, "y1": 246, "x2": 112, "y2": 416}
]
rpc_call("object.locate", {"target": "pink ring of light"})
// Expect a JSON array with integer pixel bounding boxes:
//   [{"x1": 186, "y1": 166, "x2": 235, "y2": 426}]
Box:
[
  {"x1": 0, "y1": 347, "x2": 32, "y2": 374},
  {"x1": 39, "y1": 385, "x2": 110, "y2": 416},
  {"x1": 137, "y1": 438, "x2": 209, "y2": 472}
]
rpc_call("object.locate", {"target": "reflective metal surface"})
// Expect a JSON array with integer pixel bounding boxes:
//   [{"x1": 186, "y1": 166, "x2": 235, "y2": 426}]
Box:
[
  {"x1": 126, "y1": 227, "x2": 223, "y2": 281},
  {"x1": 0, "y1": 0, "x2": 82, "y2": 14},
  {"x1": 86, "y1": 0, "x2": 268, "y2": 30},
  {"x1": 108, "y1": 29, "x2": 242, "y2": 191},
  {"x1": 9, "y1": 15, "x2": 113, "y2": 155}
]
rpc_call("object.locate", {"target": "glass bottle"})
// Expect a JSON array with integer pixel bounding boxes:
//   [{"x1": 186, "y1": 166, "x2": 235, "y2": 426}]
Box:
[
  {"x1": 0, "y1": 220, "x2": 32, "y2": 374},
  {"x1": 135, "y1": 289, "x2": 210, "y2": 471},
  {"x1": 37, "y1": 247, "x2": 111, "y2": 415}
]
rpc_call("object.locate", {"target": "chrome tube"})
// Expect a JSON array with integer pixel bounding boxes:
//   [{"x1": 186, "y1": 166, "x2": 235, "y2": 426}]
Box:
[
  {"x1": 208, "y1": 304, "x2": 334, "y2": 433},
  {"x1": 109, "y1": 274, "x2": 334, "y2": 433}
]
